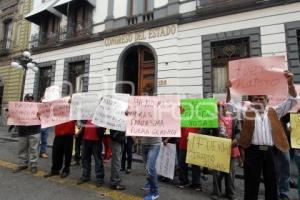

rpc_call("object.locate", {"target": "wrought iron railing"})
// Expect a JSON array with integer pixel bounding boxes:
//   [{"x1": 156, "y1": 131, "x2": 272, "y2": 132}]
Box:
[
  {"x1": 29, "y1": 20, "x2": 93, "y2": 49},
  {"x1": 128, "y1": 11, "x2": 154, "y2": 25}
]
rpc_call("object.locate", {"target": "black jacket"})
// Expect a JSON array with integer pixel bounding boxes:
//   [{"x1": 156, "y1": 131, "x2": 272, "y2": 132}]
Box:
[{"x1": 18, "y1": 125, "x2": 41, "y2": 137}]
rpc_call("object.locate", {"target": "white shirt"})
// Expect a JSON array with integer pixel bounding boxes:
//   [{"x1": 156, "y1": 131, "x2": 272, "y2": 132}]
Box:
[{"x1": 229, "y1": 97, "x2": 297, "y2": 146}]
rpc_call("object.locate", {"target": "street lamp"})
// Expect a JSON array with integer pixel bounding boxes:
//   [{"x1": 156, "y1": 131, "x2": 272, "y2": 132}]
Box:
[{"x1": 11, "y1": 50, "x2": 38, "y2": 101}]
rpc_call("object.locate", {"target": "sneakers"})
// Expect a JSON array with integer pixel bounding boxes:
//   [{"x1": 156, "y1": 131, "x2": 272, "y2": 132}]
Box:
[
  {"x1": 177, "y1": 182, "x2": 190, "y2": 189},
  {"x1": 190, "y1": 184, "x2": 202, "y2": 191},
  {"x1": 144, "y1": 192, "x2": 159, "y2": 200},
  {"x1": 110, "y1": 184, "x2": 125, "y2": 190},
  {"x1": 40, "y1": 153, "x2": 48, "y2": 158},
  {"x1": 77, "y1": 177, "x2": 90, "y2": 185},
  {"x1": 13, "y1": 166, "x2": 27, "y2": 173},
  {"x1": 96, "y1": 179, "x2": 104, "y2": 188},
  {"x1": 31, "y1": 167, "x2": 38, "y2": 174},
  {"x1": 141, "y1": 182, "x2": 150, "y2": 190},
  {"x1": 60, "y1": 172, "x2": 69, "y2": 178}
]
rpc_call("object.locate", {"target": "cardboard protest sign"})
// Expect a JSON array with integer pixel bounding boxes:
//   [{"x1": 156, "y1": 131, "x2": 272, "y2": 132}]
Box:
[
  {"x1": 126, "y1": 96, "x2": 180, "y2": 137},
  {"x1": 186, "y1": 133, "x2": 231, "y2": 173},
  {"x1": 181, "y1": 98, "x2": 218, "y2": 128},
  {"x1": 7, "y1": 102, "x2": 41, "y2": 126},
  {"x1": 70, "y1": 92, "x2": 102, "y2": 120},
  {"x1": 42, "y1": 85, "x2": 61, "y2": 102},
  {"x1": 290, "y1": 113, "x2": 300, "y2": 149},
  {"x1": 38, "y1": 97, "x2": 71, "y2": 128},
  {"x1": 229, "y1": 56, "x2": 287, "y2": 96},
  {"x1": 156, "y1": 143, "x2": 176, "y2": 179},
  {"x1": 92, "y1": 94, "x2": 129, "y2": 131}
]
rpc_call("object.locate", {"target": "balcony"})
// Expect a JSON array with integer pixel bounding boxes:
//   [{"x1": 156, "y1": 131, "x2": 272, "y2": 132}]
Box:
[
  {"x1": 196, "y1": 0, "x2": 293, "y2": 16},
  {"x1": 128, "y1": 11, "x2": 154, "y2": 25},
  {"x1": 29, "y1": 21, "x2": 93, "y2": 50},
  {"x1": 0, "y1": 39, "x2": 12, "y2": 56}
]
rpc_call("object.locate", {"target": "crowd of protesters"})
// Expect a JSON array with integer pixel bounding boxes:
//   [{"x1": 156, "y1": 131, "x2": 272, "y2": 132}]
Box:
[{"x1": 7, "y1": 71, "x2": 300, "y2": 200}]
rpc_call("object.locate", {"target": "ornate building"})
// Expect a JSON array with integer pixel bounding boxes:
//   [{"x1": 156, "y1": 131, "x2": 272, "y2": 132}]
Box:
[
  {"x1": 23, "y1": 0, "x2": 300, "y2": 99},
  {"x1": 0, "y1": 0, "x2": 32, "y2": 112}
]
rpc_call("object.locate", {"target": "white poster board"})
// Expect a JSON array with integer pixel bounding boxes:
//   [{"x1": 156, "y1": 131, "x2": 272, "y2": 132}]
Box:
[
  {"x1": 92, "y1": 94, "x2": 129, "y2": 131},
  {"x1": 42, "y1": 86, "x2": 61, "y2": 102},
  {"x1": 155, "y1": 143, "x2": 176, "y2": 180},
  {"x1": 70, "y1": 92, "x2": 102, "y2": 120}
]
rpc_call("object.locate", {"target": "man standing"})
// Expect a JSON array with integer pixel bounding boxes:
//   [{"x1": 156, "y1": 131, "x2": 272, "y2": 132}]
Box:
[
  {"x1": 227, "y1": 71, "x2": 297, "y2": 200},
  {"x1": 12, "y1": 93, "x2": 41, "y2": 174},
  {"x1": 141, "y1": 137, "x2": 161, "y2": 200}
]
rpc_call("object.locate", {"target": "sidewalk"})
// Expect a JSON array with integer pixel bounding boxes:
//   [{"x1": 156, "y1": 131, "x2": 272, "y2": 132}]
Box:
[
  {"x1": 0, "y1": 126, "x2": 298, "y2": 178},
  {"x1": 0, "y1": 126, "x2": 144, "y2": 162}
]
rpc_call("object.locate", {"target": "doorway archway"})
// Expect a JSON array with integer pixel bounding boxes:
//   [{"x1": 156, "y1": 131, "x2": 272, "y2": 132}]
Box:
[{"x1": 117, "y1": 43, "x2": 157, "y2": 96}]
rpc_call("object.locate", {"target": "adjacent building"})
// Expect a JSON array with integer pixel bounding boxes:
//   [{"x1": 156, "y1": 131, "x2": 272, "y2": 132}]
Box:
[
  {"x1": 0, "y1": 0, "x2": 32, "y2": 111},
  {"x1": 23, "y1": 0, "x2": 300, "y2": 101}
]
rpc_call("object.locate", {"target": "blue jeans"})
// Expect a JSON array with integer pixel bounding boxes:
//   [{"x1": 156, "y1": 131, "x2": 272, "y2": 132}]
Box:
[
  {"x1": 275, "y1": 150, "x2": 290, "y2": 197},
  {"x1": 40, "y1": 128, "x2": 49, "y2": 154},
  {"x1": 294, "y1": 154, "x2": 300, "y2": 200},
  {"x1": 142, "y1": 144, "x2": 160, "y2": 194}
]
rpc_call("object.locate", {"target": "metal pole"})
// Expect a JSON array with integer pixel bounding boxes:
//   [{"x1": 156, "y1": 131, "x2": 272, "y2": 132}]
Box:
[{"x1": 20, "y1": 67, "x2": 27, "y2": 101}]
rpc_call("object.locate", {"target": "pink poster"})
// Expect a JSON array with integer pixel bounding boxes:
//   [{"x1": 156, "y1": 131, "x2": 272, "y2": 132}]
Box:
[
  {"x1": 7, "y1": 102, "x2": 41, "y2": 126},
  {"x1": 269, "y1": 84, "x2": 300, "y2": 113},
  {"x1": 126, "y1": 96, "x2": 180, "y2": 137},
  {"x1": 229, "y1": 56, "x2": 287, "y2": 96},
  {"x1": 38, "y1": 97, "x2": 71, "y2": 128}
]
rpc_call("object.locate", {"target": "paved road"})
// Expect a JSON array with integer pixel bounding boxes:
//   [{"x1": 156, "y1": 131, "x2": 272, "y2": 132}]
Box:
[{"x1": 0, "y1": 128, "x2": 298, "y2": 200}]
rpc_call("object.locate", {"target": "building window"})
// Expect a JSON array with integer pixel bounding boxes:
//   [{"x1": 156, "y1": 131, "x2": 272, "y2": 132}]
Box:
[
  {"x1": 2, "y1": 20, "x2": 13, "y2": 49},
  {"x1": 211, "y1": 38, "x2": 250, "y2": 93},
  {"x1": 130, "y1": 0, "x2": 154, "y2": 15},
  {"x1": 66, "y1": 4, "x2": 93, "y2": 38},
  {"x1": 40, "y1": 16, "x2": 60, "y2": 45},
  {"x1": 37, "y1": 67, "x2": 52, "y2": 100},
  {"x1": 128, "y1": 0, "x2": 154, "y2": 24},
  {"x1": 68, "y1": 61, "x2": 85, "y2": 94}
]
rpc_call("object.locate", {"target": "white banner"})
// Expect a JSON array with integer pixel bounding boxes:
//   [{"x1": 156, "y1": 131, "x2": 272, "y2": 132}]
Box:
[
  {"x1": 70, "y1": 92, "x2": 102, "y2": 120},
  {"x1": 42, "y1": 85, "x2": 61, "y2": 102},
  {"x1": 156, "y1": 143, "x2": 176, "y2": 180},
  {"x1": 92, "y1": 94, "x2": 129, "y2": 131}
]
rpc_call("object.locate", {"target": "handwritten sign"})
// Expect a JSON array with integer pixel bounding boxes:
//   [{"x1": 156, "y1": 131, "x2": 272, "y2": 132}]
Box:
[
  {"x1": 126, "y1": 96, "x2": 180, "y2": 137},
  {"x1": 156, "y1": 143, "x2": 176, "y2": 179},
  {"x1": 181, "y1": 98, "x2": 218, "y2": 128},
  {"x1": 229, "y1": 56, "x2": 287, "y2": 96},
  {"x1": 7, "y1": 102, "x2": 41, "y2": 126},
  {"x1": 92, "y1": 94, "x2": 129, "y2": 131},
  {"x1": 290, "y1": 113, "x2": 300, "y2": 149},
  {"x1": 39, "y1": 97, "x2": 71, "y2": 128},
  {"x1": 186, "y1": 133, "x2": 231, "y2": 173},
  {"x1": 43, "y1": 85, "x2": 61, "y2": 102},
  {"x1": 70, "y1": 92, "x2": 102, "y2": 120}
]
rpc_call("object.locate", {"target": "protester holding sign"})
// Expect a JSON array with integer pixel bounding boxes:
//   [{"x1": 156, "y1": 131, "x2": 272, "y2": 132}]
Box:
[
  {"x1": 110, "y1": 129, "x2": 126, "y2": 190},
  {"x1": 177, "y1": 127, "x2": 202, "y2": 191},
  {"x1": 10, "y1": 93, "x2": 41, "y2": 174},
  {"x1": 227, "y1": 71, "x2": 297, "y2": 200},
  {"x1": 44, "y1": 121, "x2": 76, "y2": 178},
  {"x1": 211, "y1": 101, "x2": 240, "y2": 200},
  {"x1": 291, "y1": 111, "x2": 300, "y2": 200}
]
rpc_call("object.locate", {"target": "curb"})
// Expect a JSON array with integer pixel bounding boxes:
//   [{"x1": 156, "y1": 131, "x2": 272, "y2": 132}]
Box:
[{"x1": 0, "y1": 135, "x2": 144, "y2": 163}]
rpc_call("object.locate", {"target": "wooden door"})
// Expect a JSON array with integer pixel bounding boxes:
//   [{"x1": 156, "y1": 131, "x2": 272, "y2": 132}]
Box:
[{"x1": 138, "y1": 47, "x2": 155, "y2": 95}]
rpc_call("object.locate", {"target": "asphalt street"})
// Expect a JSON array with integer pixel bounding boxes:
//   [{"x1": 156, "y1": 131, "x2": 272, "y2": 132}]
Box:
[{"x1": 0, "y1": 127, "x2": 298, "y2": 200}]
